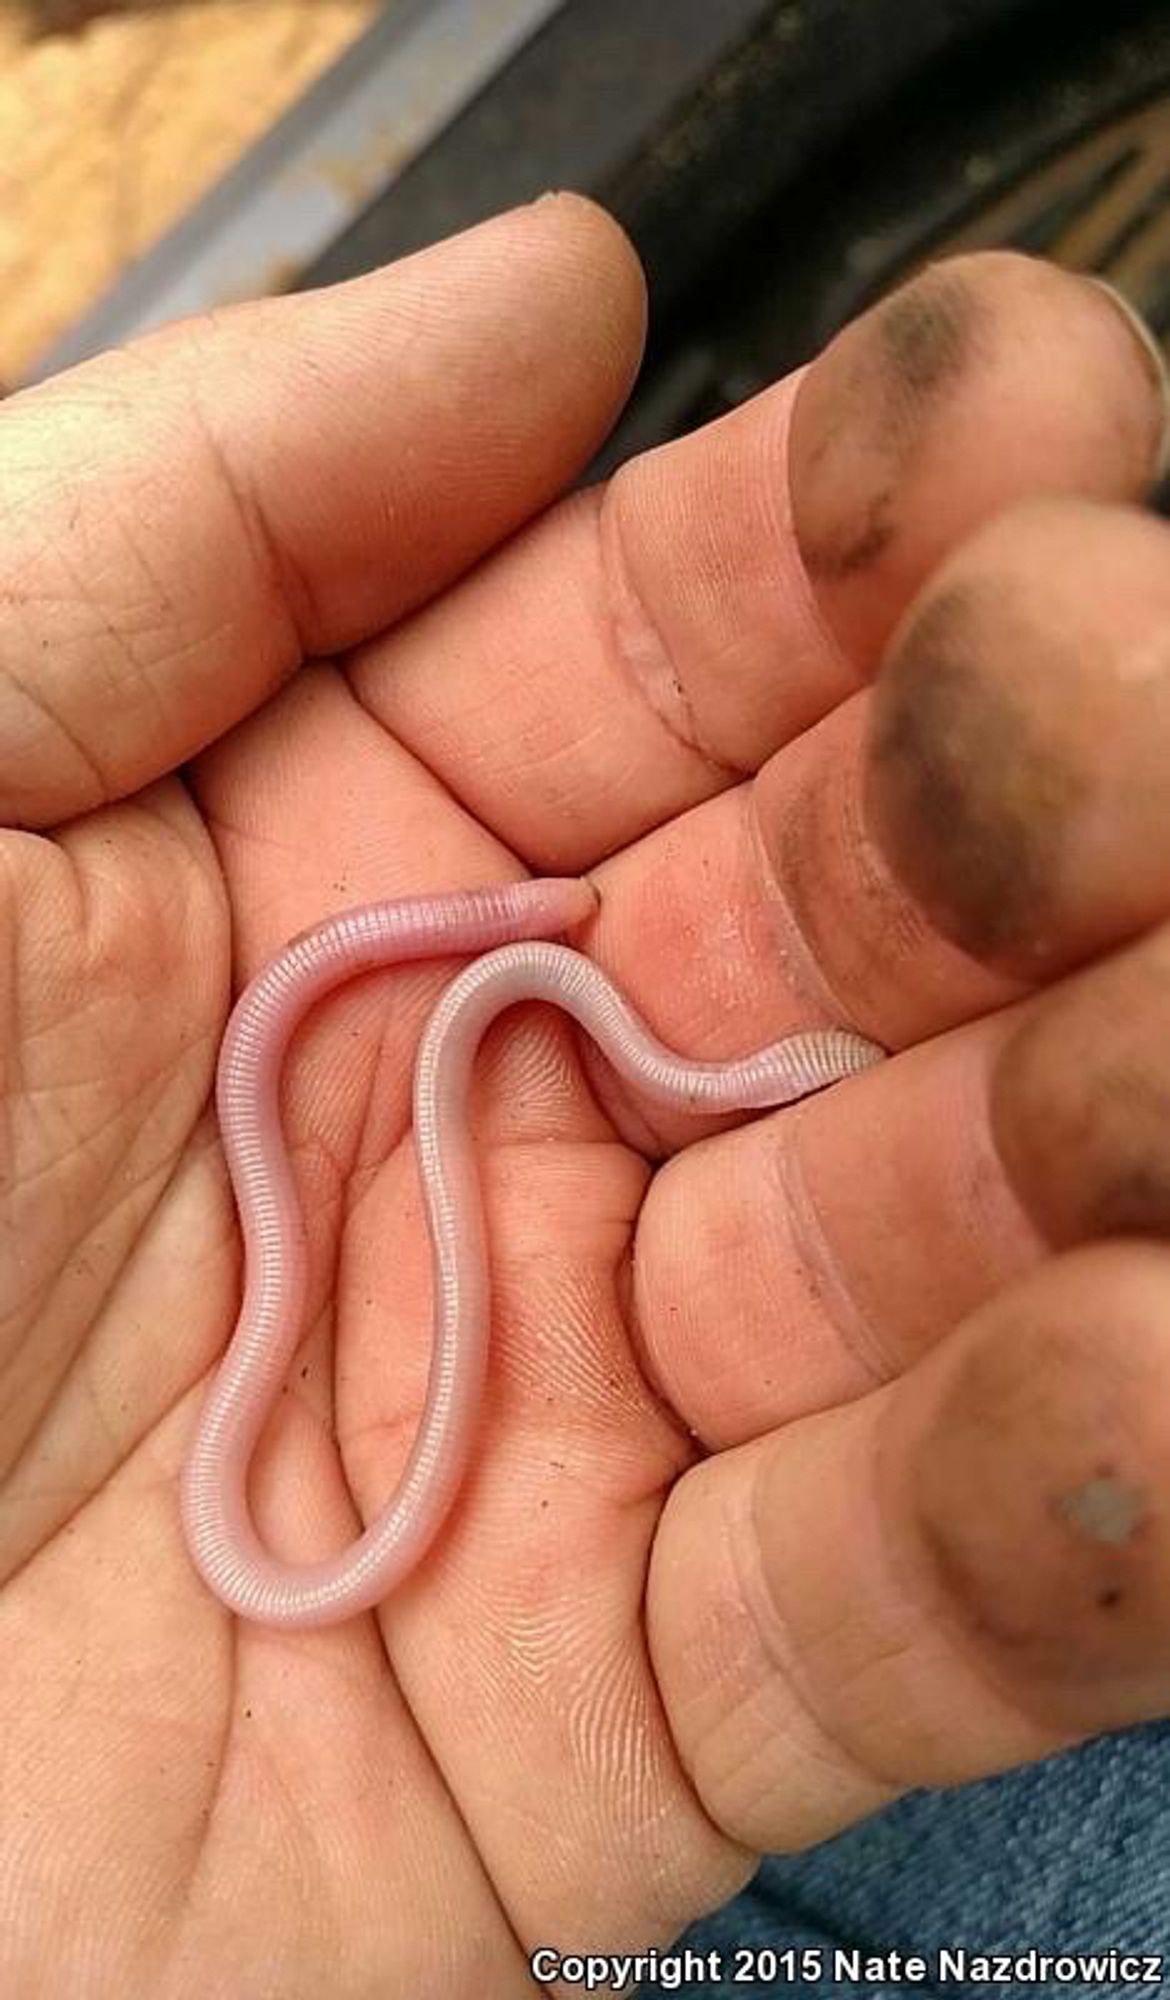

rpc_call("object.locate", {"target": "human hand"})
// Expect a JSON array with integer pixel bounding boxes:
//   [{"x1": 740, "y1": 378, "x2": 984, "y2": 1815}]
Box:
[{"x1": 1, "y1": 197, "x2": 1168, "y2": 1997}]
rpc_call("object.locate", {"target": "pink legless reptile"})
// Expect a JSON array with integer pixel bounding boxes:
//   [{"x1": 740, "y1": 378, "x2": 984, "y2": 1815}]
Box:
[{"x1": 181, "y1": 876, "x2": 884, "y2": 1628}]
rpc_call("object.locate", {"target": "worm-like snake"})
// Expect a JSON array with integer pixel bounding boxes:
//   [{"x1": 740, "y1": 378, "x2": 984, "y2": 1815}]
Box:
[{"x1": 181, "y1": 876, "x2": 884, "y2": 1628}]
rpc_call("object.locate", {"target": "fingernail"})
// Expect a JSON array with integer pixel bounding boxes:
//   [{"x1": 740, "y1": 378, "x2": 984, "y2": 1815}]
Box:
[{"x1": 1088, "y1": 277, "x2": 1170, "y2": 485}]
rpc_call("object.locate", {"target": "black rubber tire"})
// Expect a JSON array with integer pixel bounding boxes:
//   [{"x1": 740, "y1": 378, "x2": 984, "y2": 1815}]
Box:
[{"x1": 594, "y1": 0, "x2": 1170, "y2": 466}]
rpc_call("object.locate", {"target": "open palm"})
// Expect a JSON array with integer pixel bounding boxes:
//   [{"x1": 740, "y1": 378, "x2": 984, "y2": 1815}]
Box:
[{"x1": 3, "y1": 199, "x2": 1170, "y2": 1998}]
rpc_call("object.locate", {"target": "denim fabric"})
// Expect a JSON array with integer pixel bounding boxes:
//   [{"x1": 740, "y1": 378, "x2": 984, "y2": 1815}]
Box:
[{"x1": 638, "y1": 1723, "x2": 1170, "y2": 1997}]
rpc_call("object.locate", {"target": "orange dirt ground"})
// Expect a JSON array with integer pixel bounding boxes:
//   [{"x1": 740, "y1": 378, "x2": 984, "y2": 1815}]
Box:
[{"x1": 0, "y1": 0, "x2": 373, "y2": 381}]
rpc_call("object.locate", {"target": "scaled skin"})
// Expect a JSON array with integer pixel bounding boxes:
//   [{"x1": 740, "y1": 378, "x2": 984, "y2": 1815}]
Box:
[{"x1": 2, "y1": 202, "x2": 1170, "y2": 1994}]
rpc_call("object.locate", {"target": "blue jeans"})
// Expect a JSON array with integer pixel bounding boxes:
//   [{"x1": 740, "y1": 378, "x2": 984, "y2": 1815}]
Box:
[{"x1": 639, "y1": 1723, "x2": 1170, "y2": 1996}]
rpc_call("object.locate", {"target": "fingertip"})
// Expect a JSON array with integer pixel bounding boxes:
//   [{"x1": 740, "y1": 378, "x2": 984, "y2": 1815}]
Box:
[
  {"x1": 902, "y1": 1241, "x2": 1170, "y2": 1735},
  {"x1": 863, "y1": 494, "x2": 1170, "y2": 981},
  {"x1": 529, "y1": 189, "x2": 647, "y2": 299},
  {"x1": 553, "y1": 193, "x2": 649, "y2": 400},
  {"x1": 789, "y1": 251, "x2": 1169, "y2": 671},
  {"x1": 990, "y1": 924, "x2": 1170, "y2": 1248},
  {"x1": 504, "y1": 191, "x2": 648, "y2": 394}
]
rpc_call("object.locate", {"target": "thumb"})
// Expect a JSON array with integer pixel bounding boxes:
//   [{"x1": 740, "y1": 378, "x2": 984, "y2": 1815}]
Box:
[{"x1": 0, "y1": 195, "x2": 644, "y2": 829}]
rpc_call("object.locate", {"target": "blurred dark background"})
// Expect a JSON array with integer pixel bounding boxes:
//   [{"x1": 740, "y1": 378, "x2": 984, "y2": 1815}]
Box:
[{"x1": 24, "y1": 0, "x2": 1170, "y2": 467}]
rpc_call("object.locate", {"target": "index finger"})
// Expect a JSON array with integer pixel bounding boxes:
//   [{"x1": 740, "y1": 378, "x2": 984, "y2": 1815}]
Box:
[{"x1": 352, "y1": 253, "x2": 1167, "y2": 871}]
